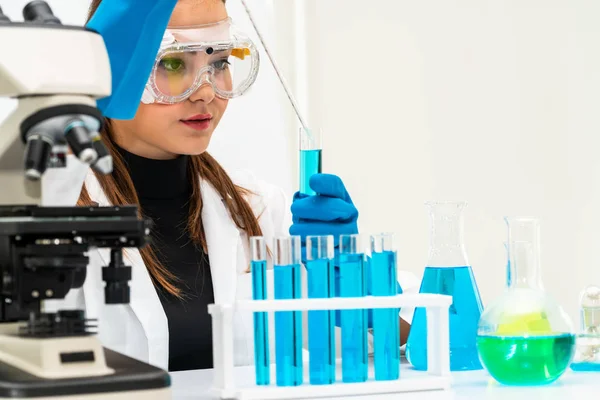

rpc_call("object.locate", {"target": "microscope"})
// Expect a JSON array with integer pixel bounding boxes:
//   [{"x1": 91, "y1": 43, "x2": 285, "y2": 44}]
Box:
[{"x1": 0, "y1": 1, "x2": 171, "y2": 398}]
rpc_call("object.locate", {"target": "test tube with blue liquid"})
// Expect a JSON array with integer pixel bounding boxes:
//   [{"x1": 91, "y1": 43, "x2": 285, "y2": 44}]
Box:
[
  {"x1": 306, "y1": 235, "x2": 336, "y2": 385},
  {"x1": 274, "y1": 236, "x2": 303, "y2": 386},
  {"x1": 339, "y1": 234, "x2": 368, "y2": 383},
  {"x1": 370, "y1": 233, "x2": 400, "y2": 381},
  {"x1": 300, "y1": 127, "x2": 322, "y2": 195},
  {"x1": 250, "y1": 237, "x2": 269, "y2": 385}
]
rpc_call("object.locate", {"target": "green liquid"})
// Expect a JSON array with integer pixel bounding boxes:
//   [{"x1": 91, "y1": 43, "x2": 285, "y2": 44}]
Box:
[{"x1": 477, "y1": 334, "x2": 575, "y2": 386}]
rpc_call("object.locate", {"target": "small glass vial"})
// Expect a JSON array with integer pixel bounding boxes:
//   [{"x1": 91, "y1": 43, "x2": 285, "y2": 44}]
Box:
[{"x1": 571, "y1": 285, "x2": 600, "y2": 371}]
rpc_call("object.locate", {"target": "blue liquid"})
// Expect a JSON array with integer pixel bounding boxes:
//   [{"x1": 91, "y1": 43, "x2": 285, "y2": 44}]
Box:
[
  {"x1": 406, "y1": 266, "x2": 483, "y2": 371},
  {"x1": 300, "y1": 149, "x2": 322, "y2": 195},
  {"x1": 274, "y1": 263, "x2": 303, "y2": 386},
  {"x1": 370, "y1": 251, "x2": 400, "y2": 381},
  {"x1": 571, "y1": 362, "x2": 600, "y2": 372},
  {"x1": 339, "y1": 253, "x2": 368, "y2": 383},
  {"x1": 306, "y1": 259, "x2": 336, "y2": 385},
  {"x1": 251, "y1": 260, "x2": 270, "y2": 385}
]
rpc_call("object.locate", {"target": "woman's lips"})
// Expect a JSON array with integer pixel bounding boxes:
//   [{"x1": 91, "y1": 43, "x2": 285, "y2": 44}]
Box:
[
  {"x1": 181, "y1": 114, "x2": 212, "y2": 131},
  {"x1": 181, "y1": 119, "x2": 211, "y2": 131}
]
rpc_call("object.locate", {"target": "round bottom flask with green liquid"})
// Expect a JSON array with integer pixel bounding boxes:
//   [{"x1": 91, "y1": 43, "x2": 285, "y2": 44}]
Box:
[{"x1": 476, "y1": 217, "x2": 575, "y2": 386}]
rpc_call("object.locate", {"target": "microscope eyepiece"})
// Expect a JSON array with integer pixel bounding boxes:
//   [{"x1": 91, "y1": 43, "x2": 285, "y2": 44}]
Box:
[
  {"x1": 23, "y1": 0, "x2": 61, "y2": 25},
  {"x1": 0, "y1": 6, "x2": 11, "y2": 24}
]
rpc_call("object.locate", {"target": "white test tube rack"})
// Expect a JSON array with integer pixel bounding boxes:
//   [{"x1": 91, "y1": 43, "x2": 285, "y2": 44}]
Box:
[{"x1": 208, "y1": 293, "x2": 452, "y2": 400}]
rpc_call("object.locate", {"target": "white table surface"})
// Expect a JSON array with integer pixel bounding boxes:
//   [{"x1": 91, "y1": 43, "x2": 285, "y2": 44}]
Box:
[{"x1": 170, "y1": 360, "x2": 600, "y2": 400}]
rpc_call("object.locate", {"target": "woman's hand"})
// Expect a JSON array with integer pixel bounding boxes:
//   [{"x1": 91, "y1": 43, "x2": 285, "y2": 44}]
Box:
[{"x1": 289, "y1": 173, "x2": 359, "y2": 251}]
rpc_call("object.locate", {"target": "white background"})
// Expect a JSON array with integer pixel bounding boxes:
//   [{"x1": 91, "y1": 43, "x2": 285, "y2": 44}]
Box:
[
  {"x1": 294, "y1": 0, "x2": 600, "y2": 324},
  {"x1": 2, "y1": 0, "x2": 600, "y2": 324}
]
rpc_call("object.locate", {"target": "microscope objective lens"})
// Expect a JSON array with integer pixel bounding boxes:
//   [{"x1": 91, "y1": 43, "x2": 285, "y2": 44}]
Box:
[
  {"x1": 0, "y1": 6, "x2": 11, "y2": 23},
  {"x1": 24, "y1": 136, "x2": 53, "y2": 180},
  {"x1": 23, "y1": 1, "x2": 61, "y2": 25}
]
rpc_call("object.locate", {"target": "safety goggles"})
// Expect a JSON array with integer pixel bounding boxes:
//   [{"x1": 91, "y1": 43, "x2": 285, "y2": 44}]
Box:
[{"x1": 142, "y1": 18, "x2": 259, "y2": 105}]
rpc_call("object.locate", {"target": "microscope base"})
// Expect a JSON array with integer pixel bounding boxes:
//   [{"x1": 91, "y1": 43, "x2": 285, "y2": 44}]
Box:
[{"x1": 0, "y1": 348, "x2": 171, "y2": 399}]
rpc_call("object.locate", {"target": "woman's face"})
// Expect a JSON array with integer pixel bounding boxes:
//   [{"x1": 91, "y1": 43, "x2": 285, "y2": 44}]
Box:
[{"x1": 112, "y1": 0, "x2": 229, "y2": 159}]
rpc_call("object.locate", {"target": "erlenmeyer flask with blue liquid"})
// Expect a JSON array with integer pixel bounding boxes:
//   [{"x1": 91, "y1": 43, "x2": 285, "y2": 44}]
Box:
[{"x1": 406, "y1": 201, "x2": 483, "y2": 371}]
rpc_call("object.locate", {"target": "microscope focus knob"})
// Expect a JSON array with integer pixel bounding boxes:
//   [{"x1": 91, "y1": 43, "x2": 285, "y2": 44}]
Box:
[
  {"x1": 103, "y1": 249, "x2": 132, "y2": 304},
  {"x1": 103, "y1": 267, "x2": 132, "y2": 304},
  {"x1": 23, "y1": 0, "x2": 61, "y2": 25}
]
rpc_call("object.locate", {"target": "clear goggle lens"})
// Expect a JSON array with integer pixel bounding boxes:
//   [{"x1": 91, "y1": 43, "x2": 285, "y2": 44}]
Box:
[
  {"x1": 152, "y1": 44, "x2": 256, "y2": 102},
  {"x1": 142, "y1": 18, "x2": 260, "y2": 105}
]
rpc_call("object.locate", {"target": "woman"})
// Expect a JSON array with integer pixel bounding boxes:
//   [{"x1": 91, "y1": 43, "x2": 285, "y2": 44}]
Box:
[{"x1": 43, "y1": 0, "x2": 418, "y2": 373}]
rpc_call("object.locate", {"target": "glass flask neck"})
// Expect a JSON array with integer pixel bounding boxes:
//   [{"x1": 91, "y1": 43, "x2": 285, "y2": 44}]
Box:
[
  {"x1": 426, "y1": 201, "x2": 470, "y2": 267},
  {"x1": 505, "y1": 217, "x2": 543, "y2": 290}
]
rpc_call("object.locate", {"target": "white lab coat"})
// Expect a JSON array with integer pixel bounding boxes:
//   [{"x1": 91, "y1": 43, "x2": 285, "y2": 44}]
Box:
[{"x1": 41, "y1": 155, "x2": 419, "y2": 372}]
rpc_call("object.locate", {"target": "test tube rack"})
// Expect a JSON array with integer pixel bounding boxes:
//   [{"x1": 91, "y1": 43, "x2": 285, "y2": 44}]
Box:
[{"x1": 208, "y1": 293, "x2": 452, "y2": 400}]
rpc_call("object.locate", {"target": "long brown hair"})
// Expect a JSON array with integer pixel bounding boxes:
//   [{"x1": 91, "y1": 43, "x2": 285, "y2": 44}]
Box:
[{"x1": 81, "y1": 0, "x2": 262, "y2": 298}]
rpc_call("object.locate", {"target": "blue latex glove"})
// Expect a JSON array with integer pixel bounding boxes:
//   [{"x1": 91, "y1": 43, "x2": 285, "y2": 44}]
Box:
[
  {"x1": 86, "y1": 0, "x2": 178, "y2": 119},
  {"x1": 290, "y1": 174, "x2": 359, "y2": 249}
]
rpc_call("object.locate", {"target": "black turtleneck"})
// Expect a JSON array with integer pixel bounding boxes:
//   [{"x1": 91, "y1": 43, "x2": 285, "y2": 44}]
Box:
[{"x1": 116, "y1": 145, "x2": 215, "y2": 372}]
